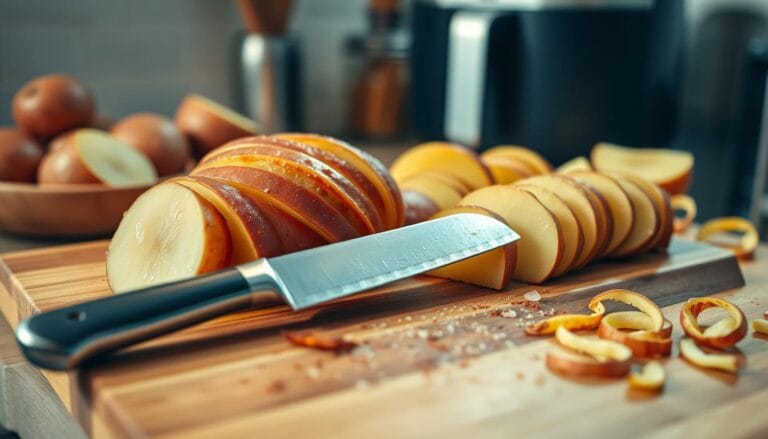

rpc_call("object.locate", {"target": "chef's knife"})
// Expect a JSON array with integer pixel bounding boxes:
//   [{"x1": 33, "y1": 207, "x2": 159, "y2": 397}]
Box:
[{"x1": 16, "y1": 213, "x2": 519, "y2": 370}]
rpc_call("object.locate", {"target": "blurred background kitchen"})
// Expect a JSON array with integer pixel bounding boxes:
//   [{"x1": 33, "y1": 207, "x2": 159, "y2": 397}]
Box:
[{"x1": 1, "y1": 0, "x2": 768, "y2": 226}]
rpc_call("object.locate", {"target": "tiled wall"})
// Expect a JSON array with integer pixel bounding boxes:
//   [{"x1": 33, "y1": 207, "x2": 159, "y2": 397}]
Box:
[{"x1": 0, "y1": 0, "x2": 366, "y2": 134}]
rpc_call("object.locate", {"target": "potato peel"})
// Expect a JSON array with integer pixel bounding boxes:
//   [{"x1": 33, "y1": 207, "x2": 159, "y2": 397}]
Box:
[
  {"x1": 679, "y1": 338, "x2": 740, "y2": 372},
  {"x1": 525, "y1": 312, "x2": 604, "y2": 336},
  {"x1": 555, "y1": 326, "x2": 632, "y2": 362},
  {"x1": 628, "y1": 360, "x2": 665, "y2": 391},
  {"x1": 546, "y1": 345, "x2": 631, "y2": 379},
  {"x1": 589, "y1": 289, "x2": 664, "y2": 332},
  {"x1": 680, "y1": 297, "x2": 747, "y2": 349},
  {"x1": 671, "y1": 194, "x2": 696, "y2": 233},
  {"x1": 753, "y1": 319, "x2": 768, "y2": 335},
  {"x1": 598, "y1": 312, "x2": 673, "y2": 358},
  {"x1": 696, "y1": 217, "x2": 758, "y2": 260}
]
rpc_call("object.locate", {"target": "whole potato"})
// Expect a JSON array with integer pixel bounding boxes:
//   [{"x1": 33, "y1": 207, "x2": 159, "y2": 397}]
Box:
[
  {"x1": 112, "y1": 113, "x2": 190, "y2": 176},
  {"x1": 12, "y1": 74, "x2": 95, "y2": 141},
  {"x1": 0, "y1": 128, "x2": 43, "y2": 183}
]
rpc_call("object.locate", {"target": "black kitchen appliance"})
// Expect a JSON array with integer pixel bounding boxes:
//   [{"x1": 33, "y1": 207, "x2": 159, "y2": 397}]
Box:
[{"x1": 409, "y1": 0, "x2": 684, "y2": 164}]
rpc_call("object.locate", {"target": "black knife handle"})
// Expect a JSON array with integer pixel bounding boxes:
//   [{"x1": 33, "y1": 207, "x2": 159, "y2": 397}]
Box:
[{"x1": 15, "y1": 263, "x2": 282, "y2": 370}]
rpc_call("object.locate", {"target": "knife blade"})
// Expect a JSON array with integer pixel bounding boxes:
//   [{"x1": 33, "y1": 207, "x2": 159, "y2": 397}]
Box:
[{"x1": 16, "y1": 213, "x2": 518, "y2": 370}]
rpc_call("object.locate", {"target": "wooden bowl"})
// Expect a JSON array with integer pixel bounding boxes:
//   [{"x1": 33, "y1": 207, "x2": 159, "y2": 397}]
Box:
[{"x1": 0, "y1": 181, "x2": 151, "y2": 237}]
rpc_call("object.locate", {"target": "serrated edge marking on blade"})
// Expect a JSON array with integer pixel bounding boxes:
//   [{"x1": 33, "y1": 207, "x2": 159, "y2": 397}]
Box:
[{"x1": 288, "y1": 232, "x2": 515, "y2": 309}]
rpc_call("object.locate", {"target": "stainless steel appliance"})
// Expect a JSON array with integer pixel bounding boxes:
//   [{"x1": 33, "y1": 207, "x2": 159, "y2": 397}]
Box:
[{"x1": 409, "y1": 0, "x2": 684, "y2": 163}]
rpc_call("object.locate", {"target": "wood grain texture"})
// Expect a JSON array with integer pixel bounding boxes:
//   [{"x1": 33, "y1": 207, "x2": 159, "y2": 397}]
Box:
[
  {"x1": 0, "y1": 182, "x2": 151, "y2": 237},
  {"x1": 0, "y1": 313, "x2": 85, "y2": 439},
  {"x1": 0, "y1": 238, "x2": 759, "y2": 438}
]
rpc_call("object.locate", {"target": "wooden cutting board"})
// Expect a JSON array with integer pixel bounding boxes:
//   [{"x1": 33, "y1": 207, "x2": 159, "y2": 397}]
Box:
[{"x1": 0, "y1": 238, "x2": 762, "y2": 438}]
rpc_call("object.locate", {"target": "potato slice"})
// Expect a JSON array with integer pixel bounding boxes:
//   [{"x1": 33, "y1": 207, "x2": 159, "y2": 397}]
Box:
[
  {"x1": 415, "y1": 170, "x2": 473, "y2": 196},
  {"x1": 426, "y1": 206, "x2": 517, "y2": 289},
  {"x1": 557, "y1": 156, "x2": 593, "y2": 173},
  {"x1": 515, "y1": 175, "x2": 601, "y2": 269},
  {"x1": 72, "y1": 129, "x2": 157, "y2": 187},
  {"x1": 195, "y1": 143, "x2": 381, "y2": 234},
  {"x1": 576, "y1": 181, "x2": 614, "y2": 258},
  {"x1": 203, "y1": 135, "x2": 389, "y2": 232},
  {"x1": 173, "y1": 176, "x2": 283, "y2": 264},
  {"x1": 481, "y1": 155, "x2": 533, "y2": 184},
  {"x1": 107, "y1": 182, "x2": 232, "y2": 292},
  {"x1": 516, "y1": 185, "x2": 583, "y2": 277},
  {"x1": 197, "y1": 175, "x2": 327, "y2": 252},
  {"x1": 398, "y1": 174, "x2": 463, "y2": 211},
  {"x1": 390, "y1": 142, "x2": 493, "y2": 190},
  {"x1": 273, "y1": 133, "x2": 404, "y2": 230},
  {"x1": 195, "y1": 152, "x2": 374, "y2": 236},
  {"x1": 591, "y1": 142, "x2": 693, "y2": 195},
  {"x1": 175, "y1": 94, "x2": 258, "y2": 157},
  {"x1": 459, "y1": 185, "x2": 563, "y2": 284},
  {"x1": 195, "y1": 165, "x2": 358, "y2": 243},
  {"x1": 568, "y1": 172, "x2": 634, "y2": 255},
  {"x1": 481, "y1": 145, "x2": 553, "y2": 175},
  {"x1": 621, "y1": 175, "x2": 672, "y2": 251},
  {"x1": 608, "y1": 175, "x2": 659, "y2": 257},
  {"x1": 402, "y1": 190, "x2": 440, "y2": 225}
]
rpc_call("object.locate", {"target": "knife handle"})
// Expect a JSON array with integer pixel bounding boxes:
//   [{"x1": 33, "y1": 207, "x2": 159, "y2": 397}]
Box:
[{"x1": 15, "y1": 261, "x2": 282, "y2": 371}]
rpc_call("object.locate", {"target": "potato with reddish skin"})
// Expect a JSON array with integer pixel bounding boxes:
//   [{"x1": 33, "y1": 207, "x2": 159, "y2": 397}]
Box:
[
  {"x1": 402, "y1": 190, "x2": 440, "y2": 225},
  {"x1": 112, "y1": 113, "x2": 190, "y2": 176},
  {"x1": 196, "y1": 147, "x2": 380, "y2": 235},
  {"x1": 199, "y1": 139, "x2": 383, "y2": 233},
  {"x1": 194, "y1": 165, "x2": 359, "y2": 243},
  {"x1": 175, "y1": 94, "x2": 258, "y2": 158},
  {"x1": 37, "y1": 129, "x2": 156, "y2": 187},
  {"x1": 0, "y1": 128, "x2": 43, "y2": 182},
  {"x1": 13, "y1": 74, "x2": 95, "y2": 140},
  {"x1": 275, "y1": 132, "x2": 404, "y2": 230},
  {"x1": 204, "y1": 136, "x2": 387, "y2": 229},
  {"x1": 173, "y1": 176, "x2": 284, "y2": 264},
  {"x1": 37, "y1": 140, "x2": 100, "y2": 185}
]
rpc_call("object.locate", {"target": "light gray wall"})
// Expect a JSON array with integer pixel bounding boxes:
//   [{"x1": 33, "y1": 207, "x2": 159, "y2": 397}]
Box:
[{"x1": 0, "y1": 0, "x2": 366, "y2": 134}]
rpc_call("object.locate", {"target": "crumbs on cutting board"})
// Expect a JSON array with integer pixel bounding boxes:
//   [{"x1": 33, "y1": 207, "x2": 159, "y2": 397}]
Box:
[{"x1": 272, "y1": 290, "x2": 559, "y2": 393}]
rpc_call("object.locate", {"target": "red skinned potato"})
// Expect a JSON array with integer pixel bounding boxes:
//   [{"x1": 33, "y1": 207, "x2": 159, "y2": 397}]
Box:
[
  {"x1": 38, "y1": 129, "x2": 157, "y2": 187},
  {"x1": 112, "y1": 113, "x2": 191, "y2": 176},
  {"x1": 12, "y1": 74, "x2": 95, "y2": 140},
  {"x1": 274, "y1": 132, "x2": 405, "y2": 230},
  {"x1": 175, "y1": 94, "x2": 258, "y2": 158},
  {"x1": 0, "y1": 128, "x2": 43, "y2": 182},
  {"x1": 37, "y1": 138, "x2": 100, "y2": 185}
]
